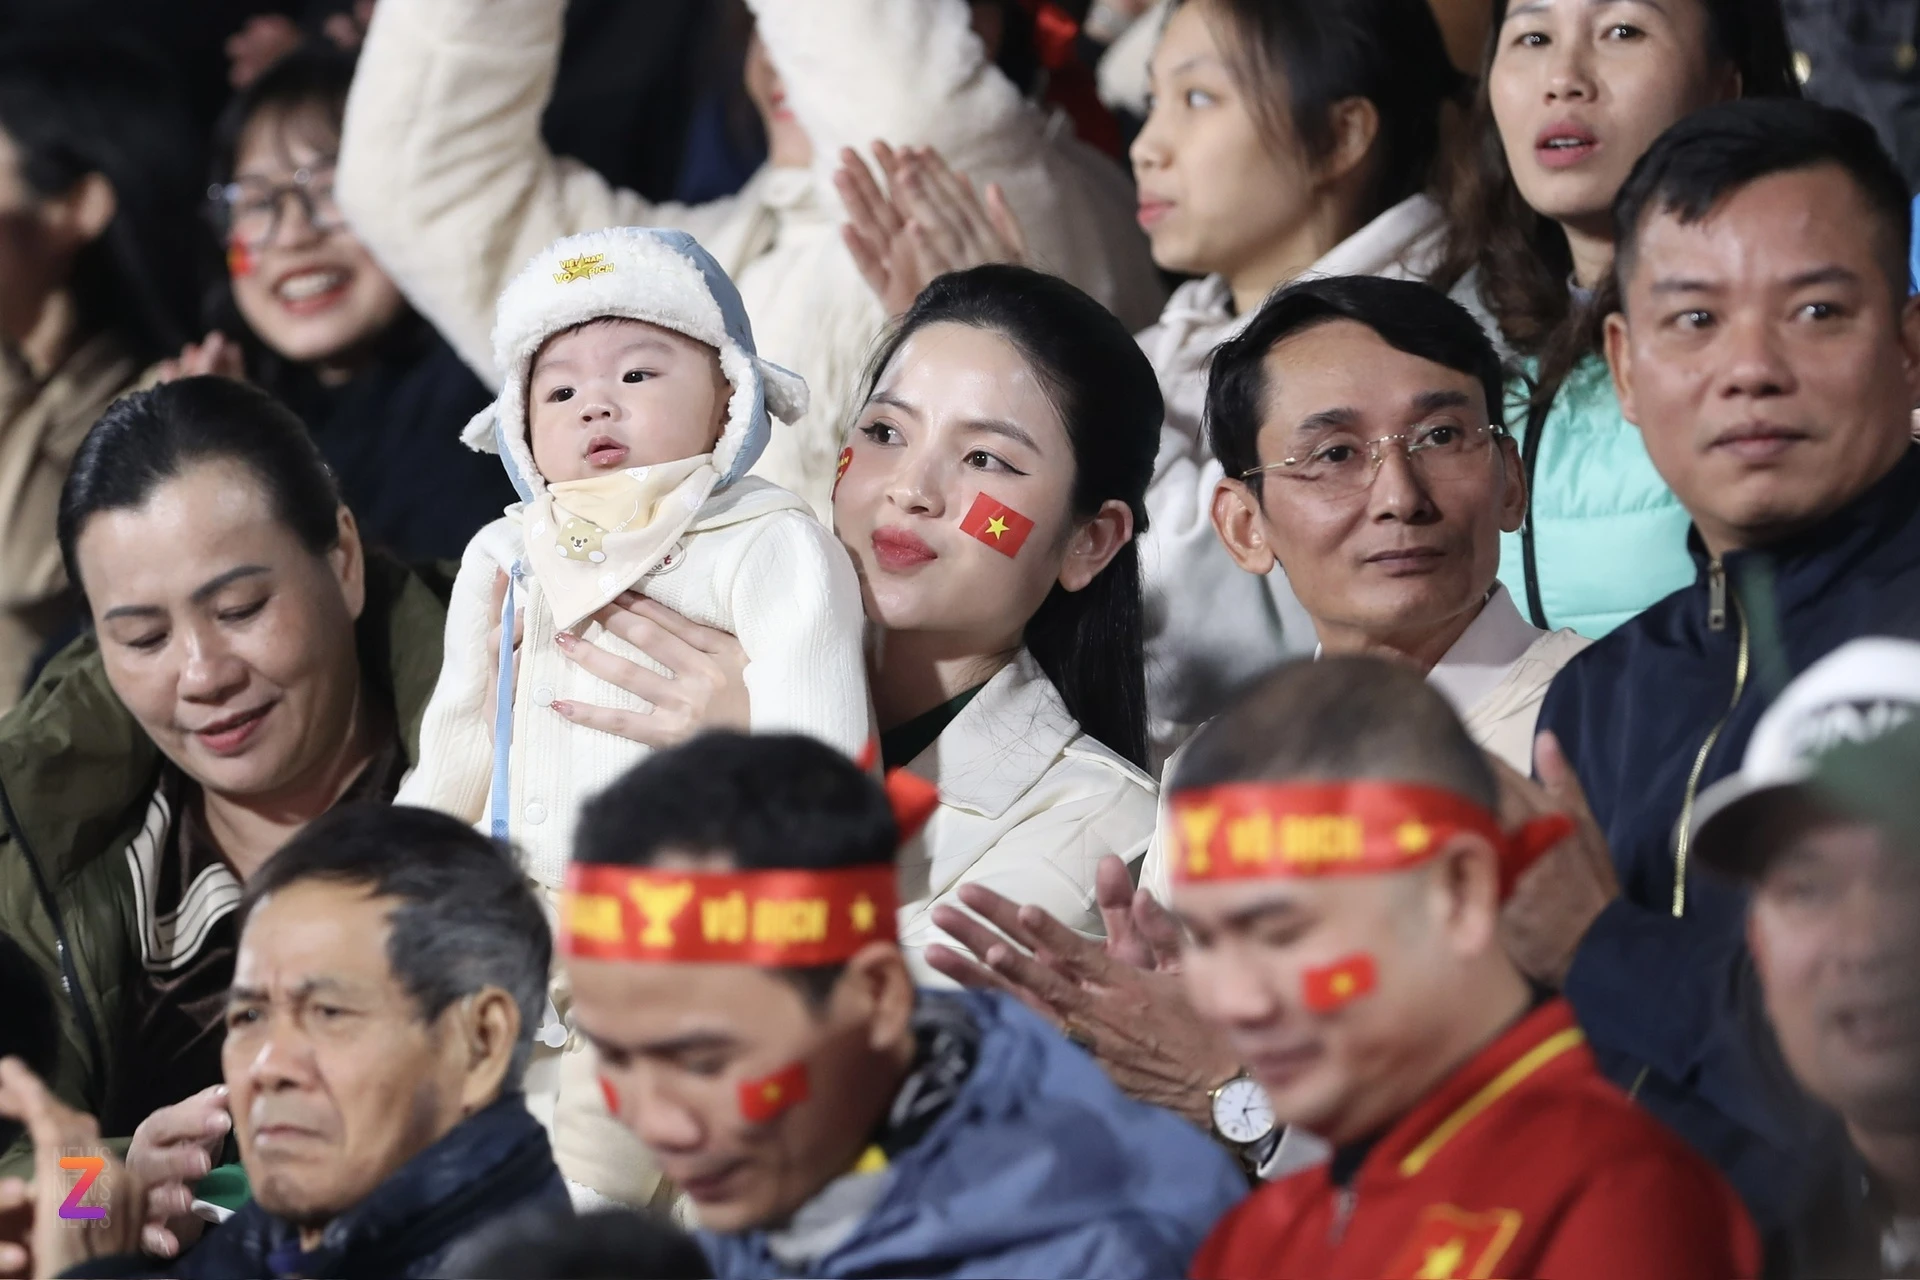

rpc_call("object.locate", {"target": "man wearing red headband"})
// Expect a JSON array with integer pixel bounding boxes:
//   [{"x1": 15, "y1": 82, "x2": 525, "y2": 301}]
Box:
[
  {"x1": 558, "y1": 731, "x2": 1246, "y2": 1279},
  {"x1": 1173, "y1": 658, "x2": 1759, "y2": 1280}
]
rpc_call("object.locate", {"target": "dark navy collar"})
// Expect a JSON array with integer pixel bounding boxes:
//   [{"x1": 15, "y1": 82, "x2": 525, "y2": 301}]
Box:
[
  {"x1": 200, "y1": 1093, "x2": 561, "y2": 1279},
  {"x1": 1685, "y1": 445, "x2": 1920, "y2": 594}
]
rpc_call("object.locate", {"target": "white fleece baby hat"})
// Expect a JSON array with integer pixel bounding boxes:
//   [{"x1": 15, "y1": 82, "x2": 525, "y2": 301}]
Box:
[{"x1": 461, "y1": 226, "x2": 809, "y2": 500}]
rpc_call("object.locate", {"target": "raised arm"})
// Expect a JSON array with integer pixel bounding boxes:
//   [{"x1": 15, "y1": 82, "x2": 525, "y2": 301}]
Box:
[
  {"x1": 747, "y1": 0, "x2": 1031, "y2": 171},
  {"x1": 336, "y1": 0, "x2": 730, "y2": 384}
]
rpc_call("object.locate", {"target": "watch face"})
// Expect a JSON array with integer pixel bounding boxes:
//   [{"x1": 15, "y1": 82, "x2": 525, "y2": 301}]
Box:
[{"x1": 1212, "y1": 1077, "x2": 1276, "y2": 1145}]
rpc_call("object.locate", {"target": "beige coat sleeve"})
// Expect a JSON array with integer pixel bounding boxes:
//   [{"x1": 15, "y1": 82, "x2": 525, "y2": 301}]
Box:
[
  {"x1": 394, "y1": 521, "x2": 516, "y2": 824},
  {"x1": 750, "y1": 0, "x2": 1164, "y2": 330},
  {"x1": 900, "y1": 771, "x2": 1157, "y2": 982},
  {"x1": 336, "y1": 0, "x2": 741, "y2": 385},
  {"x1": 726, "y1": 512, "x2": 873, "y2": 757},
  {"x1": 749, "y1": 0, "x2": 1028, "y2": 170}
]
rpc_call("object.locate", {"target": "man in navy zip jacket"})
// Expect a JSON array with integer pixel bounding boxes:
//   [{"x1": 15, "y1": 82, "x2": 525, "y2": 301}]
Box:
[{"x1": 1517, "y1": 99, "x2": 1920, "y2": 1232}]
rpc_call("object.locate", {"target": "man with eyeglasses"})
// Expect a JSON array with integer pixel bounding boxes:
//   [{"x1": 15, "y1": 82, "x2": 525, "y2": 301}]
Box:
[
  {"x1": 1198, "y1": 274, "x2": 1588, "y2": 781},
  {"x1": 924, "y1": 275, "x2": 1596, "y2": 1180}
]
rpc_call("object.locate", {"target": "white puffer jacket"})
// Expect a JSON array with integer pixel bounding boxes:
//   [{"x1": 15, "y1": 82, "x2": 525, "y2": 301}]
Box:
[{"x1": 337, "y1": 0, "x2": 1165, "y2": 522}]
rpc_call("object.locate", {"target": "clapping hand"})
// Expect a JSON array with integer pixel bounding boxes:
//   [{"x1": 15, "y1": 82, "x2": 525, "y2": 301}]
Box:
[
  {"x1": 837, "y1": 141, "x2": 1031, "y2": 318},
  {"x1": 1491, "y1": 732, "x2": 1620, "y2": 987},
  {"x1": 924, "y1": 857, "x2": 1238, "y2": 1127}
]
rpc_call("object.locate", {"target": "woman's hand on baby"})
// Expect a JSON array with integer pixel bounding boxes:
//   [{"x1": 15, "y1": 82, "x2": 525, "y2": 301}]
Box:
[
  {"x1": 552, "y1": 593, "x2": 750, "y2": 748},
  {"x1": 837, "y1": 141, "x2": 1030, "y2": 318}
]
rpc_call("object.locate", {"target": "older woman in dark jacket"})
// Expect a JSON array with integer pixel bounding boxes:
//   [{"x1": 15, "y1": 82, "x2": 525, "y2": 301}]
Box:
[{"x1": 0, "y1": 377, "x2": 449, "y2": 1181}]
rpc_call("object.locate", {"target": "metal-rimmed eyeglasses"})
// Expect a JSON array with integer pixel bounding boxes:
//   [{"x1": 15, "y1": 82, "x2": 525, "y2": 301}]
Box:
[
  {"x1": 1241, "y1": 422, "x2": 1507, "y2": 497},
  {"x1": 207, "y1": 163, "x2": 346, "y2": 249}
]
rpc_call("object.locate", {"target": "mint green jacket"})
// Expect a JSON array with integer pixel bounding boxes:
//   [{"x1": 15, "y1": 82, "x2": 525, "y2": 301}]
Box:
[{"x1": 1496, "y1": 356, "x2": 1696, "y2": 637}]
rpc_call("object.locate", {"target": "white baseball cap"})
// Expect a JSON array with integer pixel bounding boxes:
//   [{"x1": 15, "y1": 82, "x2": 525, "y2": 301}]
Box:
[{"x1": 1690, "y1": 637, "x2": 1920, "y2": 878}]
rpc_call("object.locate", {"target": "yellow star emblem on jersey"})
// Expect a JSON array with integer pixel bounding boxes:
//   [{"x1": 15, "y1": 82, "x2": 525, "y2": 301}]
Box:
[
  {"x1": 1415, "y1": 1237, "x2": 1467, "y2": 1279},
  {"x1": 850, "y1": 894, "x2": 877, "y2": 934},
  {"x1": 553, "y1": 253, "x2": 614, "y2": 284},
  {"x1": 985, "y1": 515, "x2": 1010, "y2": 539},
  {"x1": 1396, "y1": 821, "x2": 1433, "y2": 854}
]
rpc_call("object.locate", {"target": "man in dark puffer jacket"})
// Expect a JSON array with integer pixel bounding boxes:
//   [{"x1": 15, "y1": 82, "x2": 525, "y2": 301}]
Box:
[{"x1": 1516, "y1": 100, "x2": 1920, "y2": 1233}]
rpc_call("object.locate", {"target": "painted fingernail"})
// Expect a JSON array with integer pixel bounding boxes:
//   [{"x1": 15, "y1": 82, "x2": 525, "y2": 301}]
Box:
[
  {"x1": 554, "y1": 632, "x2": 576, "y2": 650},
  {"x1": 551, "y1": 701, "x2": 574, "y2": 717}
]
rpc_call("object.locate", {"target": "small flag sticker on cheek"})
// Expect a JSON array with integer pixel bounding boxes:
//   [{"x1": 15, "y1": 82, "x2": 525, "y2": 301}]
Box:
[
  {"x1": 226, "y1": 240, "x2": 255, "y2": 279},
  {"x1": 959, "y1": 493, "x2": 1035, "y2": 558},
  {"x1": 738, "y1": 1060, "x2": 811, "y2": 1124},
  {"x1": 833, "y1": 446, "x2": 853, "y2": 500},
  {"x1": 599, "y1": 1075, "x2": 621, "y2": 1117},
  {"x1": 1302, "y1": 952, "x2": 1377, "y2": 1013}
]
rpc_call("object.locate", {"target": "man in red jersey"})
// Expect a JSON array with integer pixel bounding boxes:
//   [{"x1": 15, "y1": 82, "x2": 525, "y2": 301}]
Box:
[{"x1": 1172, "y1": 656, "x2": 1762, "y2": 1280}]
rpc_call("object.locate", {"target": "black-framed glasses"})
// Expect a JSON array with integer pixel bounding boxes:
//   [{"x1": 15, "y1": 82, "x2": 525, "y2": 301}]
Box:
[
  {"x1": 1242, "y1": 423, "x2": 1507, "y2": 497},
  {"x1": 207, "y1": 164, "x2": 346, "y2": 248}
]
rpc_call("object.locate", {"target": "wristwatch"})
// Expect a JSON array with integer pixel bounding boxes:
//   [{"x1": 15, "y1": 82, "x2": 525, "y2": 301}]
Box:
[{"x1": 1209, "y1": 1071, "x2": 1277, "y2": 1165}]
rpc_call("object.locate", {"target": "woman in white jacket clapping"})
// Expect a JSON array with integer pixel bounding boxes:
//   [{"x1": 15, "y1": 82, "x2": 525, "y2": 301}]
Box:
[
  {"x1": 840, "y1": 0, "x2": 1474, "y2": 766},
  {"x1": 334, "y1": 0, "x2": 1163, "y2": 522}
]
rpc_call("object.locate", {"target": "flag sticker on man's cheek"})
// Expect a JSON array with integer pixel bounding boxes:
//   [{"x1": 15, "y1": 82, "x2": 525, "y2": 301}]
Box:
[
  {"x1": 1302, "y1": 952, "x2": 1378, "y2": 1013},
  {"x1": 959, "y1": 493, "x2": 1035, "y2": 558},
  {"x1": 833, "y1": 446, "x2": 853, "y2": 500},
  {"x1": 738, "y1": 1060, "x2": 811, "y2": 1124}
]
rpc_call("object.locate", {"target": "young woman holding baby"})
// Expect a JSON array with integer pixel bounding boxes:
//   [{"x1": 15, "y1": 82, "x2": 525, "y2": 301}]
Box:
[{"x1": 541, "y1": 265, "x2": 1164, "y2": 988}]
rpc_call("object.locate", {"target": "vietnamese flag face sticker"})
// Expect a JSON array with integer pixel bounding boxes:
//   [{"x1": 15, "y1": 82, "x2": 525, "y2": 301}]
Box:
[
  {"x1": 959, "y1": 492, "x2": 1035, "y2": 558},
  {"x1": 226, "y1": 239, "x2": 255, "y2": 279},
  {"x1": 1301, "y1": 952, "x2": 1377, "y2": 1013},
  {"x1": 598, "y1": 1074, "x2": 621, "y2": 1118},
  {"x1": 738, "y1": 1060, "x2": 811, "y2": 1124},
  {"x1": 834, "y1": 446, "x2": 853, "y2": 500}
]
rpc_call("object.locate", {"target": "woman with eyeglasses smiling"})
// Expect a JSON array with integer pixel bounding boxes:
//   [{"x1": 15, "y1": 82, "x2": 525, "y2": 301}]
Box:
[{"x1": 188, "y1": 45, "x2": 514, "y2": 563}]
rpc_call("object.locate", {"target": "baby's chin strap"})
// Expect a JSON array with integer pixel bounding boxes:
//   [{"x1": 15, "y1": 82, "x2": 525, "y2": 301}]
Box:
[
  {"x1": 489, "y1": 559, "x2": 572, "y2": 1053},
  {"x1": 488, "y1": 559, "x2": 523, "y2": 842}
]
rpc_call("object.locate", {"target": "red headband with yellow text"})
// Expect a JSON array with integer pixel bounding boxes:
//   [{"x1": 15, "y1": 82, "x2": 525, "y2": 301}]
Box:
[
  {"x1": 561, "y1": 864, "x2": 899, "y2": 965},
  {"x1": 1169, "y1": 781, "x2": 1571, "y2": 899}
]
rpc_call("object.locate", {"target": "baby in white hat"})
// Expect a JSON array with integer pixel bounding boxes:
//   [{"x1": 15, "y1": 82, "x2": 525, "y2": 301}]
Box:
[{"x1": 399, "y1": 227, "x2": 871, "y2": 1205}]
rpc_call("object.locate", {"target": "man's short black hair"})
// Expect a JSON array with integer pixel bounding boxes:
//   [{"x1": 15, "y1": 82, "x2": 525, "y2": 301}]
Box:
[
  {"x1": 444, "y1": 1206, "x2": 713, "y2": 1279},
  {"x1": 1171, "y1": 655, "x2": 1498, "y2": 810},
  {"x1": 1205, "y1": 275, "x2": 1506, "y2": 495},
  {"x1": 240, "y1": 804, "x2": 552, "y2": 1089},
  {"x1": 1613, "y1": 99, "x2": 1912, "y2": 299},
  {"x1": 576, "y1": 732, "x2": 898, "y2": 873},
  {"x1": 575, "y1": 733, "x2": 899, "y2": 1004}
]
